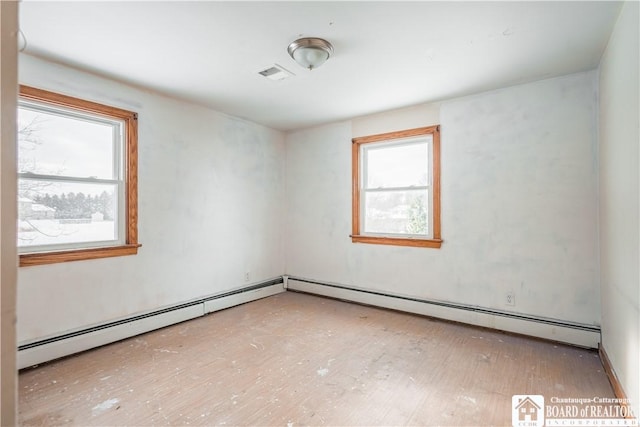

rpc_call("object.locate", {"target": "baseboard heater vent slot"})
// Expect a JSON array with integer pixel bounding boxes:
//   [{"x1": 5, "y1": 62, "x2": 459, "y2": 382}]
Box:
[
  {"x1": 18, "y1": 278, "x2": 284, "y2": 368},
  {"x1": 286, "y1": 276, "x2": 600, "y2": 348}
]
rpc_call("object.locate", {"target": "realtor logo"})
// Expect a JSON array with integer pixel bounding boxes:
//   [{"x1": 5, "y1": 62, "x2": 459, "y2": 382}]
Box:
[{"x1": 512, "y1": 395, "x2": 544, "y2": 427}]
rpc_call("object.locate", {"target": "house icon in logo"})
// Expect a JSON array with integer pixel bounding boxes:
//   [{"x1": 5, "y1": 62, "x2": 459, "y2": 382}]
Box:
[
  {"x1": 516, "y1": 396, "x2": 541, "y2": 422},
  {"x1": 512, "y1": 395, "x2": 544, "y2": 427}
]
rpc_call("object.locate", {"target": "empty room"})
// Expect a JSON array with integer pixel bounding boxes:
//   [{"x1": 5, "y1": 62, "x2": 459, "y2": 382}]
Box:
[{"x1": 0, "y1": 1, "x2": 638, "y2": 425}]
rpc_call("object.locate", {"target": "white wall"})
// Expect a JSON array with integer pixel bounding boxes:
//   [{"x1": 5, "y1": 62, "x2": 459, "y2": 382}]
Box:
[
  {"x1": 17, "y1": 55, "x2": 285, "y2": 343},
  {"x1": 286, "y1": 71, "x2": 600, "y2": 329},
  {"x1": 352, "y1": 103, "x2": 440, "y2": 137},
  {"x1": 599, "y1": 0, "x2": 639, "y2": 415}
]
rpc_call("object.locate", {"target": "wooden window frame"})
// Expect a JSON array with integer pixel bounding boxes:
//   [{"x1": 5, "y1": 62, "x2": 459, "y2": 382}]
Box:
[
  {"x1": 351, "y1": 125, "x2": 442, "y2": 248},
  {"x1": 18, "y1": 85, "x2": 140, "y2": 266}
]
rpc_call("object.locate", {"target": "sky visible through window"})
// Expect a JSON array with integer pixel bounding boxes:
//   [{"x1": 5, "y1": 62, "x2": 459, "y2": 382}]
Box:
[
  {"x1": 366, "y1": 139, "x2": 429, "y2": 189},
  {"x1": 18, "y1": 107, "x2": 116, "y2": 181}
]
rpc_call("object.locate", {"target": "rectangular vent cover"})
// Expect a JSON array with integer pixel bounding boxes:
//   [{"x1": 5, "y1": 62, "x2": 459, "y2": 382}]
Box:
[{"x1": 258, "y1": 64, "x2": 294, "y2": 81}]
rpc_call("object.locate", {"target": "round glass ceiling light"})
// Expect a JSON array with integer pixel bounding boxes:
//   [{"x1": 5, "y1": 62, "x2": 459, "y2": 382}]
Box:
[{"x1": 287, "y1": 37, "x2": 334, "y2": 70}]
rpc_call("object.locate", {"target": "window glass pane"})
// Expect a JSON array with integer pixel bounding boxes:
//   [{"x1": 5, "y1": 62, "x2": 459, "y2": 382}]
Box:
[
  {"x1": 18, "y1": 106, "x2": 117, "y2": 179},
  {"x1": 364, "y1": 189, "x2": 428, "y2": 235},
  {"x1": 18, "y1": 179, "x2": 118, "y2": 248},
  {"x1": 366, "y1": 139, "x2": 429, "y2": 189}
]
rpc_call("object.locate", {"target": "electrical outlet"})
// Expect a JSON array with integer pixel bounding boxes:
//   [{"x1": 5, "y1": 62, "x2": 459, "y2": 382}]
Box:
[
  {"x1": 505, "y1": 292, "x2": 516, "y2": 306},
  {"x1": 244, "y1": 272, "x2": 250, "y2": 282}
]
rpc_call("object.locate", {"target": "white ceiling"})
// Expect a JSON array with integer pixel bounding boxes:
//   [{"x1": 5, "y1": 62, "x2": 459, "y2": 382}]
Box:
[{"x1": 20, "y1": 1, "x2": 622, "y2": 131}]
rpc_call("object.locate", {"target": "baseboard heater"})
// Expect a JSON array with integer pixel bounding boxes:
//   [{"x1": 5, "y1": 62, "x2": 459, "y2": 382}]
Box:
[
  {"x1": 18, "y1": 275, "x2": 600, "y2": 369},
  {"x1": 18, "y1": 278, "x2": 285, "y2": 369},
  {"x1": 285, "y1": 276, "x2": 601, "y2": 348}
]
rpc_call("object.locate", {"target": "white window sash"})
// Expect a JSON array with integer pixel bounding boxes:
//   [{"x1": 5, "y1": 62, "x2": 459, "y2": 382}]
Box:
[
  {"x1": 17, "y1": 101, "x2": 126, "y2": 253},
  {"x1": 359, "y1": 136, "x2": 434, "y2": 239}
]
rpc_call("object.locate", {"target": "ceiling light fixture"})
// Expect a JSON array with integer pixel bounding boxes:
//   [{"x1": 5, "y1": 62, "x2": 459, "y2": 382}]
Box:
[{"x1": 287, "y1": 37, "x2": 333, "y2": 71}]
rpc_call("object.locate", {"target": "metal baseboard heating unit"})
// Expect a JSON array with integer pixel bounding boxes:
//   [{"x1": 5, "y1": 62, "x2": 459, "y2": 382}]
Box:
[
  {"x1": 18, "y1": 278, "x2": 284, "y2": 369},
  {"x1": 285, "y1": 276, "x2": 601, "y2": 348},
  {"x1": 19, "y1": 275, "x2": 601, "y2": 369}
]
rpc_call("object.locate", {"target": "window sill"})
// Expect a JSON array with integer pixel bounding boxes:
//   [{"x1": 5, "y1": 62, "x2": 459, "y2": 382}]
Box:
[
  {"x1": 351, "y1": 235, "x2": 442, "y2": 248},
  {"x1": 19, "y1": 244, "x2": 142, "y2": 267}
]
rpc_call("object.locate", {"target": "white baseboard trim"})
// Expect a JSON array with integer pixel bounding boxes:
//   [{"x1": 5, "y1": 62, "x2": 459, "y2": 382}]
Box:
[
  {"x1": 18, "y1": 280, "x2": 285, "y2": 369},
  {"x1": 287, "y1": 277, "x2": 600, "y2": 348},
  {"x1": 17, "y1": 304, "x2": 204, "y2": 370},
  {"x1": 204, "y1": 283, "x2": 284, "y2": 314}
]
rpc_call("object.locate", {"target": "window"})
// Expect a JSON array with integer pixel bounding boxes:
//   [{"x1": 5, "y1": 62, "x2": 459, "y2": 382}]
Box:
[
  {"x1": 351, "y1": 125, "x2": 441, "y2": 248},
  {"x1": 18, "y1": 85, "x2": 140, "y2": 266}
]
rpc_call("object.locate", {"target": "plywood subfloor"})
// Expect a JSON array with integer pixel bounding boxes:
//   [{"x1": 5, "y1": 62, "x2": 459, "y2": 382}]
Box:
[{"x1": 19, "y1": 291, "x2": 614, "y2": 426}]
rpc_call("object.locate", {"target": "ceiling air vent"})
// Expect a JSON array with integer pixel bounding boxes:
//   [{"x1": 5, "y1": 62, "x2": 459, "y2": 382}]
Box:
[{"x1": 258, "y1": 64, "x2": 294, "y2": 81}]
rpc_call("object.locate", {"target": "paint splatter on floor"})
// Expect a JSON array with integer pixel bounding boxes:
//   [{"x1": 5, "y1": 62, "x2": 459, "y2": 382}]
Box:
[{"x1": 92, "y1": 398, "x2": 120, "y2": 416}]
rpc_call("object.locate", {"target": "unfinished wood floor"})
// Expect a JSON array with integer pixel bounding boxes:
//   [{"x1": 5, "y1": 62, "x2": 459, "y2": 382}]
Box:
[{"x1": 19, "y1": 291, "x2": 614, "y2": 426}]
